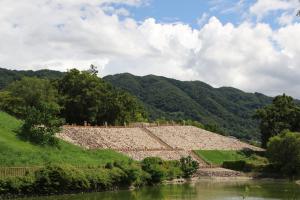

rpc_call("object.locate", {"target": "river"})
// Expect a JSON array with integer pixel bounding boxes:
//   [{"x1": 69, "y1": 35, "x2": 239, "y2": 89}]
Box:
[{"x1": 22, "y1": 179, "x2": 300, "y2": 200}]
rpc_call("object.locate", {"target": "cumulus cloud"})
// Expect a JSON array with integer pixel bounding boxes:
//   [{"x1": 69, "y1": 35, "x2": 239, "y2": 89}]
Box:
[{"x1": 0, "y1": 0, "x2": 300, "y2": 98}]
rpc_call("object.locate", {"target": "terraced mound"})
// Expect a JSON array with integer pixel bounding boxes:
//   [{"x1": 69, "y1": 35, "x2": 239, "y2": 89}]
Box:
[
  {"x1": 58, "y1": 125, "x2": 262, "y2": 165},
  {"x1": 147, "y1": 126, "x2": 262, "y2": 151},
  {"x1": 59, "y1": 127, "x2": 168, "y2": 151}
]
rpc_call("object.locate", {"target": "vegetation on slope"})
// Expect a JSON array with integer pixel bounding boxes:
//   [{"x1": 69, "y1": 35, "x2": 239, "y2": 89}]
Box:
[
  {"x1": 267, "y1": 131, "x2": 300, "y2": 177},
  {"x1": 0, "y1": 68, "x2": 275, "y2": 140},
  {"x1": 0, "y1": 111, "x2": 129, "y2": 166},
  {"x1": 0, "y1": 68, "x2": 64, "y2": 90},
  {"x1": 194, "y1": 150, "x2": 266, "y2": 165},
  {"x1": 104, "y1": 73, "x2": 273, "y2": 140},
  {"x1": 0, "y1": 68, "x2": 147, "y2": 146},
  {"x1": 255, "y1": 94, "x2": 300, "y2": 147}
]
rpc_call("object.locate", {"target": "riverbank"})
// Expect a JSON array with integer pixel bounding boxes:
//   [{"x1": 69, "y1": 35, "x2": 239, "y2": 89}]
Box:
[
  {"x1": 0, "y1": 156, "x2": 200, "y2": 198},
  {"x1": 1, "y1": 166, "x2": 298, "y2": 199}
]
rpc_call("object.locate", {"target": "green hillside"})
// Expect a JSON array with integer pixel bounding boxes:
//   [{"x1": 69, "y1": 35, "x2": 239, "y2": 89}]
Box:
[
  {"x1": 0, "y1": 68, "x2": 64, "y2": 90},
  {"x1": 0, "y1": 111, "x2": 129, "y2": 167},
  {"x1": 0, "y1": 68, "x2": 274, "y2": 140},
  {"x1": 104, "y1": 73, "x2": 273, "y2": 140}
]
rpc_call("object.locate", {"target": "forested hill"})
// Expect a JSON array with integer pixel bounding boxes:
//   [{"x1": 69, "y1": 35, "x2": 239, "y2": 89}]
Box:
[
  {"x1": 0, "y1": 68, "x2": 64, "y2": 89},
  {"x1": 104, "y1": 73, "x2": 273, "y2": 140},
  {"x1": 0, "y1": 68, "x2": 273, "y2": 140}
]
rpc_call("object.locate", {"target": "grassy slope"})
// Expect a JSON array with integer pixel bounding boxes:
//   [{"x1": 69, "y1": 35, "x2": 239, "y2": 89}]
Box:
[
  {"x1": 194, "y1": 150, "x2": 267, "y2": 165},
  {"x1": 0, "y1": 111, "x2": 130, "y2": 167}
]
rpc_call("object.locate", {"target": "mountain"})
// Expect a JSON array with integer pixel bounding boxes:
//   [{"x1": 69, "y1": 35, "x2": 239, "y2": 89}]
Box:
[
  {"x1": 0, "y1": 68, "x2": 273, "y2": 140},
  {"x1": 0, "y1": 68, "x2": 64, "y2": 90},
  {"x1": 104, "y1": 73, "x2": 273, "y2": 140}
]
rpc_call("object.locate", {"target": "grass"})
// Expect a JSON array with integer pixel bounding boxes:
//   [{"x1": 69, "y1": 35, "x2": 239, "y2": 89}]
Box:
[
  {"x1": 0, "y1": 111, "x2": 130, "y2": 167},
  {"x1": 194, "y1": 150, "x2": 267, "y2": 165}
]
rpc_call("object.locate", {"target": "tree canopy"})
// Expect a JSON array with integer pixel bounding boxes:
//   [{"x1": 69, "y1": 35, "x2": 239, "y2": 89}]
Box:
[
  {"x1": 267, "y1": 131, "x2": 300, "y2": 177},
  {"x1": 0, "y1": 77, "x2": 60, "y2": 118},
  {"x1": 104, "y1": 73, "x2": 273, "y2": 140},
  {"x1": 0, "y1": 68, "x2": 148, "y2": 145},
  {"x1": 0, "y1": 77, "x2": 63, "y2": 146},
  {"x1": 255, "y1": 94, "x2": 300, "y2": 147},
  {"x1": 58, "y1": 69, "x2": 147, "y2": 125}
]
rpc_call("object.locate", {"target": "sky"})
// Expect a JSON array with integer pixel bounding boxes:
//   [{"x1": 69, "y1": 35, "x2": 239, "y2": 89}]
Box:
[{"x1": 0, "y1": 0, "x2": 300, "y2": 98}]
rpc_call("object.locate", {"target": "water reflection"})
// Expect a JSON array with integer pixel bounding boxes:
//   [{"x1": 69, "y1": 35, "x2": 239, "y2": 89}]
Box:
[{"x1": 23, "y1": 180, "x2": 300, "y2": 200}]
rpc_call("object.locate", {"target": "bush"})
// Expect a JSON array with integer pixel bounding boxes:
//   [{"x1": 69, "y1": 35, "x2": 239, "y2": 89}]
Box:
[
  {"x1": 180, "y1": 156, "x2": 199, "y2": 178},
  {"x1": 0, "y1": 176, "x2": 35, "y2": 197},
  {"x1": 114, "y1": 162, "x2": 150, "y2": 186},
  {"x1": 141, "y1": 157, "x2": 166, "y2": 184},
  {"x1": 163, "y1": 160, "x2": 183, "y2": 180},
  {"x1": 0, "y1": 157, "x2": 200, "y2": 197},
  {"x1": 34, "y1": 165, "x2": 90, "y2": 194},
  {"x1": 85, "y1": 168, "x2": 112, "y2": 191},
  {"x1": 222, "y1": 160, "x2": 257, "y2": 172}
]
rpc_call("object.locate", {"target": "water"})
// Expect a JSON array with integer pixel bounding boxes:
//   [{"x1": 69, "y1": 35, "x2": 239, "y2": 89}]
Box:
[{"x1": 23, "y1": 180, "x2": 300, "y2": 200}]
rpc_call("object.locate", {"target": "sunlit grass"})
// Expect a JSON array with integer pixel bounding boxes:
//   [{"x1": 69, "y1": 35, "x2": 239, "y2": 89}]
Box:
[
  {"x1": 194, "y1": 150, "x2": 267, "y2": 165},
  {"x1": 0, "y1": 111, "x2": 130, "y2": 167}
]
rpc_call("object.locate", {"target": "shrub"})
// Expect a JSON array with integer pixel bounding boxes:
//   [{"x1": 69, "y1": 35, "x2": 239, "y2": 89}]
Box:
[
  {"x1": 141, "y1": 157, "x2": 167, "y2": 183},
  {"x1": 222, "y1": 160, "x2": 258, "y2": 172},
  {"x1": 180, "y1": 156, "x2": 199, "y2": 178},
  {"x1": 115, "y1": 162, "x2": 150, "y2": 186},
  {"x1": 34, "y1": 165, "x2": 90, "y2": 194},
  {"x1": 163, "y1": 160, "x2": 183, "y2": 180},
  {"x1": 0, "y1": 176, "x2": 35, "y2": 197}
]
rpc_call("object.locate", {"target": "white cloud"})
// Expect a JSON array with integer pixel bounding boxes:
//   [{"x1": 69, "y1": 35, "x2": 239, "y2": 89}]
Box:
[
  {"x1": 250, "y1": 0, "x2": 299, "y2": 20},
  {"x1": 0, "y1": 1, "x2": 300, "y2": 98}
]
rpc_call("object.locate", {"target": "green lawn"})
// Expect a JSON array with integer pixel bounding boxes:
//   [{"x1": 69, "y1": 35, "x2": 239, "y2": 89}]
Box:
[
  {"x1": 194, "y1": 150, "x2": 267, "y2": 165},
  {"x1": 0, "y1": 111, "x2": 130, "y2": 167}
]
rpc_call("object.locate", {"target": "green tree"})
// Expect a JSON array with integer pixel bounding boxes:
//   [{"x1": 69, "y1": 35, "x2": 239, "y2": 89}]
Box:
[
  {"x1": 59, "y1": 69, "x2": 147, "y2": 125},
  {"x1": 0, "y1": 77, "x2": 59, "y2": 118},
  {"x1": 255, "y1": 94, "x2": 300, "y2": 147},
  {"x1": 20, "y1": 104, "x2": 63, "y2": 146},
  {"x1": 141, "y1": 157, "x2": 166, "y2": 183},
  {"x1": 0, "y1": 77, "x2": 63, "y2": 146},
  {"x1": 180, "y1": 156, "x2": 199, "y2": 178},
  {"x1": 267, "y1": 131, "x2": 300, "y2": 177}
]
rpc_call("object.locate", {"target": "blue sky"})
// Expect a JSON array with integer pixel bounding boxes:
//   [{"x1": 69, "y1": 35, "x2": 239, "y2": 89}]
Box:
[
  {"x1": 121, "y1": 0, "x2": 292, "y2": 28},
  {"x1": 129, "y1": 0, "x2": 244, "y2": 26},
  {"x1": 1, "y1": 0, "x2": 300, "y2": 98}
]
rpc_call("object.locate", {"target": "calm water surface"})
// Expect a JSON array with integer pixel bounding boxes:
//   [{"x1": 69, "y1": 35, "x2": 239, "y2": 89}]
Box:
[{"x1": 23, "y1": 180, "x2": 300, "y2": 200}]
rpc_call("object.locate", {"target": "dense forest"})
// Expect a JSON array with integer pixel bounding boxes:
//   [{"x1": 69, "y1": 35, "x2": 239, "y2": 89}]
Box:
[{"x1": 104, "y1": 73, "x2": 273, "y2": 140}]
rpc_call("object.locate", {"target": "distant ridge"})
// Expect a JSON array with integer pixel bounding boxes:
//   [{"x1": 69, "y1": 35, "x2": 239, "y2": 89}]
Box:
[
  {"x1": 0, "y1": 68, "x2": 64, "y2": 89},
  {"x1": 104, "y1": 73, "x2": 273, "y2": 140}
]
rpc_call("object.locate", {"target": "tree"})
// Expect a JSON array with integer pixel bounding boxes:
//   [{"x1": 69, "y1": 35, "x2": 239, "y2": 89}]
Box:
[
  {"x1": 255, "y1": 94, "x2": 300, "y2": 147},
  {"x1": 20, "y1": 104, "x2": 63, "y2": 146},
  {"x1": 141, "y1": 157, "x2": 166, "y2": 183},
  {"x1": 85, "y1": 64, "x2": 99, "y2": 75},
  {"x1": 267, "y1": 131, "x2": 300, "y2": 177},
  {"x1": 0, "y1": 77, "x2": 63, "y2": 146},
  {"x1": 59, "y1": 69, "x2": 147, "y2": 125},
  {"x1": 180, "y1": 156, "x2": 199, "y2": 178},
  {"x1": 0, "y1": 77, "x2": 59, "y2": 118}
]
